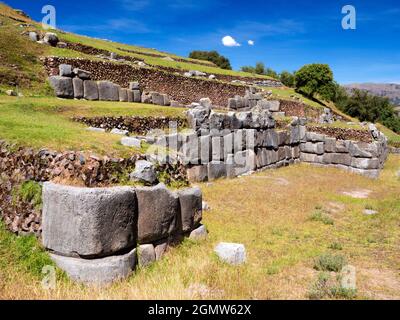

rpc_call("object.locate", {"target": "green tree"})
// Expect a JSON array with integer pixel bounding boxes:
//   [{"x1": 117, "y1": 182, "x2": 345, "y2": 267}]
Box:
[
  {"x1": 188, "y1": 50, "x2": 232, "y2": 70},
  {"x1": 279, "y1": 71, "x2": 295, "y2": 87},
  {"x1": 255, "y1": 62, "x2": 265, "y2": 75},
  {"x1": 295, "y1": 64, "x2": 335, "y2": 100},
  {"x1": 240, "y1": 66, "x2": 256, "y2": 73}
]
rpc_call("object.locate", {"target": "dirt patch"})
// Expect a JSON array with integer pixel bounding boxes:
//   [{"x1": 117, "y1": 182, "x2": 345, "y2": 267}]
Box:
[
  {"x1": 307, "y1": 125, "x2": 372, "y2": 143},
  {"x1": 358, "y1": 268, "x2": 400, "y2": 300}
]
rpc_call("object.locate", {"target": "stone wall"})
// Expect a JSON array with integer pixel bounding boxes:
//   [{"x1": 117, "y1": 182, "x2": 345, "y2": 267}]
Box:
[
  {"x1": 42, "y1": 182, "x2": 205, "y2": 285},
  {"x1": 171, "y1": 105, "x2": 389, "y2": 182},
  {"x1": 43, "y1": 57, "x2": 248, "y2": 107}
]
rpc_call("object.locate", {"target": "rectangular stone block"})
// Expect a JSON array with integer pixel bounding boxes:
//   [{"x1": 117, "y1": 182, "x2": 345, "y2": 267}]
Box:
[
  {"x1": 306, "y1": 132, "x2": 325, "y2": 142},
  {"x1": 72, "y1": 78, "x2": 83, "y2": 99},
  {"x1": 208, "y1": 161, "x2": 227, "y2": 181},
  {"x1": 83, "y1": 80, "x2": 99, "y2": 100},
  {"x1": 324, "y1": 137, "x2": 336, "y2": 153},
  {"x1": 98, "y1": 81, "x2": 119, "y2": 101},
  {"x1": 212, "y1": 136, "x2": 224, "y2": 161},
  {"x1": 277, "y1": 131, "x2": 289, "y2": 146},
  {"x1": 187, "y1": 165, "x2": 208, "y2": 182},
  {"x1": 49, "y1": 76, "x2": 74, "y2": 98},
  {"x1": 177, "y1": 187, "x2": 202, "y2": 233},
  {"x1": 300, "y1": 153, "x2": 323, "y2": 163},
  {"x1": 330, "y1": 153, "x2": 352, "y2": 166},
  {"x1": 127, "y1": 89, "x2": 134, "y2": 102},
  {"x1": 42, "y1": 182, "x2": 137, "y2": 258},
  {"x1": 351, "y1": 158, "x2": 380, "y2": 170},
  {"x1": 119, "y1": 88, "x2": 128, "y2": 102},
  {"x1": 300, "y1": 142, "x2": 325, "y2": 155},
  {"x1": 200, "y1": 135, "x2": 212, "y2": 164}
]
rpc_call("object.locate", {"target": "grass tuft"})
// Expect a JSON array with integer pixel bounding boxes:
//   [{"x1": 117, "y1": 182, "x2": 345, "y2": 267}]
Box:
[{"x1": 313, "y1": 253, "x2": 347, "y2": 272}]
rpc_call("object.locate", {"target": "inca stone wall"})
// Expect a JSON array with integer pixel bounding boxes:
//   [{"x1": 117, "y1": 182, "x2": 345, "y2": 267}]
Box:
[
  {"x1": 42, "y1": 182, "x2": 205, "y2": 285},
  {"x1": 43, "y1": 57, "x2": 248, "y2": 107}
]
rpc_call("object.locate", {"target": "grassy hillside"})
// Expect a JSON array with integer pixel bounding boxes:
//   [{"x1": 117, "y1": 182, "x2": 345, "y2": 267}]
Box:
[{"x1": 0, "y1": 96, "x2": 185, "y2": 156}]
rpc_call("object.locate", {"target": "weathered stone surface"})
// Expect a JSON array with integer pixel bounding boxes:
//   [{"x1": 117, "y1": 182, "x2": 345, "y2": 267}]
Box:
[
  {"x1": 335, "y1": 140, "x2": 349, "y2": 153},
  {"x1": 350, "y1": 168, "x2": 380, "y2": 179},
  {"x1": 86, "y1": 127, "x2": 106, "y2": 133},
  {"x1": 110, "y1": 128, "x2": 128, "y2": 136},
  {"x1": 59, "y1": 64, "x2": 73, "y2": 77},
  {"x1": 211, "y1": 136, "x2": 224, "y2": 161},
  {"x1": 129, "y1": 160, "x2": 158, "y2": 185},
  {"x1": 277, "y1": 131, "x2": 289, "y2": 146},
  {"x1": 136, "y1": 183, "x2": 179, "y2": 243},
  {"x1": 292, "y1": 145, "x2": 300, "y2": 159},
  {"x1": 42, "y1": 182, "x2": 137, "y2": 258},
  {"x1": 133, "y1": 90, "x2": 141, "y2": 102},
  {"x1": 137, "y1": 244, "x2": 156, "y2": 268},
  {"x1": 121, "y1": 137, "x2": 142, "y2": 148},
  {"x1": 187, "y1": 165, "x2": 208, "y2": 182},
  {"x1": 306, "y1": 132, "x2": 325, "y2": 142},
  {"x1": 154, "y1": 241, "x2": 168, "y2": 260},
  {"x1": 119, "y1": 88, "x2": 128, "y2": 102},
  {"x1": 72, "y1": 78, "x2": 84, "y2": 99},
  {"x1": 324, "y1": 137, "x2": 336, "y2": 153},
  {"x1": 300, "y1": 142, "x2": 324, "y2": 155},
  {"x1": 50, "y1": 248, "x2": 136, "y2": 285},
  {"x1": 214, "y1": 243, "x2": 246, "y2": 265},
  {"x1": 98, "y1": 81, "x2": 119, "y2": 101},
  {"x1": 256, "y1": 100, "x2": 280, "y2": 112},
  {"x1": 28, "y1": 31, "x2": 39, "y2": 41},
  {"x1": 129, "y1": 82, "x2": 140, "y2": 90},
  {"x1": 351, "y1": 158, "x2": 380, "y2": 170},
  {"x1": 177, "y1": 187, "x2": 202, "y2": 233},
  {"x1": 83, "y1": 80, "x2": 99, "y2": 100},
  {"x1": 151, "y1": 92, "x2": 167, "y2": 106},
  {"x1": 228, "y1": 150, "x2": 256, "y2": 177},
  {"x1": 329, "y1": 153, "x2": 352, "y2": 166},
  {"x1": 141, "y1": 92, "x2": 152, "y2": 104},
  {"x1": 73, "y1": 68, "x2": 91, "y2": 80},
  {"x1": 127, "y1": 90, "x2": 134, "y2": 102},
  {"x1": 348, "y1": 142, "x2": 373, "y2": 158},
  {"x1": 49, "y1": 76, "x2": 74, "y2": 98},
  {"x1": 265, "y1": 130, "x2": 278, "y2": 149},
  {"x1": 189, "y1": 225, "x2": 208, "y2": 241},
  {"x1": 300, "y1": 153, "x2": 323, "y2": 163},
  {"x1": 200, "y1": 135, "x2": 212, "y2": 164},
  {"x1": 199, "y1": 97, "x2": 212, "y2": 109},
  {"x1": 208, "y1": 161, "x2": 227, "y2": 181}
]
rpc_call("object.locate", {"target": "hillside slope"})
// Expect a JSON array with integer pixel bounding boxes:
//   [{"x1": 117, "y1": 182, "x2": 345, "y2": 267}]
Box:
[{"x1": 344, "y1": 83, "x2": 400, "y2": 106}]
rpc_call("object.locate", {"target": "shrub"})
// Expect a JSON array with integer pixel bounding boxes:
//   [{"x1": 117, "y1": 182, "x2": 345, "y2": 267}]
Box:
[
  {"x1": 189, "y1": 50, "x2": 232, "y2": 70},
  {"x1": 294, "y1": 64, "x2": 335, "y2": 100},
  {"x1": 279, "y1": 71, "x2": 295, "y2": 87},
  {"x1": 328, "y1": 242, "x2": 343, "y2": 250},
  {"x1": 314, "y1": 253, "x2": 347, "y2": 272},
  {"x1": 310, "y1": 210, "x2": 334, "y2": 225},
  {"x1": 308, "y1": 272, "x2": 357, "y2": 300}
]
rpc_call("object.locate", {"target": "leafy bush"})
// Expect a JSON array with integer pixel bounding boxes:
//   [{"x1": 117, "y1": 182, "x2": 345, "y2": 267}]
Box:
[
  {"x1": 240, "y1": 62, "x2": 279, "y2": 79},
  {"x1": 294, "y1": 64, "x2": 335, "y2": 100},
  {"x1": 279, "y1": 71, "x2": 295, "y2": 87},
  {"x1": 314, "y1": 253, "x2": 347, "y2": 272},
  {"x1": 189, "y1": 50, "x2": 232, "y2": 70}
]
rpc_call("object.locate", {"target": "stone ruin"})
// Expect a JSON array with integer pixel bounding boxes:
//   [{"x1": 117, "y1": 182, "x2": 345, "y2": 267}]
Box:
[{"x1": 42, "y1": 182, "x2": 206, "y2": 285}]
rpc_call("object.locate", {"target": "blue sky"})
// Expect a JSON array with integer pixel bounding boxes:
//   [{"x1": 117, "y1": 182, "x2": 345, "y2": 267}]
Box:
[{"x1": 4, "y1": 0, "x2": 400, "y2": 84}]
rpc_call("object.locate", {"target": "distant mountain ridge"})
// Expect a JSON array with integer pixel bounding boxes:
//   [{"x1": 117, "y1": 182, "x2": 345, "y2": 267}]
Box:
[{"x1": 343, "y1": 83, "x2": 400, "y2": 107}]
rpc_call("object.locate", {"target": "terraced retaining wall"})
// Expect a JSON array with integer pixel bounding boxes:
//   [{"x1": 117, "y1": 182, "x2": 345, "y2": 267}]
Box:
[
  {"x1": 43, "y1": 57, "x2": 248, "y2": 107},
  {"x1": 42, "y1": 182, "x2": 205, "y2": 285},
  {"x1": 174, "y1": 107, "x2": 388, "y2": 181}
]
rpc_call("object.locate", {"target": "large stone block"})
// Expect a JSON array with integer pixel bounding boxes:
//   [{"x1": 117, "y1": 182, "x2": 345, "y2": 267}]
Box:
[
  {"x1": 290, "y1": 126, "x2": 300, "y2": 144},
  {"x1": 72, "y1": 78, "x2": 84, "y2": 99},
  {"x1": 351, "y1": 158, "x2": 380, "y2": 170},
  {"x1": 306, "y1": 132, "x2": 325, "y2": 142},
  {"x1": 324, "y1": 137, "x2": 336, "y2": 153},
  {"x1": 151, "y1": 92, "x2": 165, "y2": 106},
  {"x1": 186, "y1": 165, "x2": 208, "y2": 182},
  {"x1": 133, "y1": 89, "x2": 141, "y2": 102},
  {"x1": 208, "y1": 161, "x2": 227, "y2": 181},
  {"x1": 127, "y1": 89, "x2": 134, "y2": 102},
  {"x1": 265, "y1": 130, "x2": 278, "y2": 149},
  {"x1": 136, "y1": 183, "x2": 179, "y2": 244},
  {"x1": 228, "y1": 150, "x2": 256, "y2": 177},
  {"x1": 49, "y1": 76, "x2": 74, "y2": 98},
  {"x1": 348, "y1": 141, "x2": 373, "y2": 158},
  {"x1": 335, "y1": 140, "x2": 350, "y2": 153},
  {"x1": 83, "y1": 80, "x2": 99, "y2": 100},
  {"x1": 177, "y1": 187, "x2": 202, "y2": 233},
  {"x1": 98, "y1": 81, "x2": 119, "y2": 101},
  {"x1": 181, "y1": 133, "x2": 200, "y2": 165},
  {"x1": 329, "y1": 153, "x2": 352, "y2": 166},
  {"x1": 59, "y1": 64, "x2": 73, "y2": 77},
  {"x1": 73, "y1": 68, "x2": 91, "y2": 80},
  {"x1": 42, "y1": 183, "x2": 137, "y2": 258},
  {"x1": 300, "y1": 153, "x2": 323, "y2": 163},
  {"x1": 119, "y1": 88, "x2": 128, "y2": 102},
  {"x1": 211, "y1": 136, "x2": 224, "y2": 161},
  {"x1": 50, "y1": 248, "x2": 136, "y2": 285},
  {"x1": 200, "y1": 135, "x2": 212, "y2": 164},
  {"x1": 277, "y1": 131, "x2": 289, "y2": 146},
  {"x1": 292, "y1": 145, "x2": 300, "y2": 159},
  {"x1": 300, "y1": 142, "x2": 324, "y2": 155}
]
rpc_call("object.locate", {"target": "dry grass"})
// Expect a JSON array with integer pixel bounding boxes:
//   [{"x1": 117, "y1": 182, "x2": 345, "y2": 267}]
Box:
[{"x1": 1, "y1": 155, "x2": 399, "y2": 300}]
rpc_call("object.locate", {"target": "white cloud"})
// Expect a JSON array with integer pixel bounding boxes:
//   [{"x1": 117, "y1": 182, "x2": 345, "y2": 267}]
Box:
[
  {"x1": 222, "y1": 35, "x2": 241, "y2": 47},
  {"x1": 248, "y1": 40, "x2": 254, "y2": 46}
]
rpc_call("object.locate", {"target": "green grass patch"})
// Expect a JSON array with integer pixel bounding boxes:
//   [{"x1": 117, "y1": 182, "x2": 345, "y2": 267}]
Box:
[
  {"x1": 310, "y1": 209, "x2": 334, "y2": 225},
  {"x1": 12, "y1": 181, "x2": 43, "y2": 210},
  {"x1": 313, "y1": 253, "x2": 347, "y2": 272}
]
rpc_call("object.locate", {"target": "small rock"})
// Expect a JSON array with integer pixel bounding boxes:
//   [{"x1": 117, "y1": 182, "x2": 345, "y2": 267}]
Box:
[
  {"x1": 364, "y1": 209, "x2": 378, "y2": 215},
  {"x1": 202, "y1": 201, "x2": 210, "y2": 211},
  {"x1": 56, "y1": 42, "x2": 67, "y2": 49},
  {"x1": 189, "y1": 225, "x2": 208, "y2": 241},
  {"x1": 43, "y1": 32, "x2": 59, "y2": 46},
  {"x1": 137, "y1": 61, "x2": 146, "y2": 67},
  {"x1": 110, "y1": 128, "x2": 128, "y2": 136},
  {"x1": 28, "y1": 31, "x2": 39, "y2": 41},
  {"x1": 214, "y1": 242, "x2": 246, "y2": 265},
  {"x1": 129, "y1": 160, "x2": 158, "y2": 185},
  {"x1": 209, "y1": 75, "x2": 216, "y2": 80},
  {"x1": 5, "y1": 90, "x2": 17, "y2": 96},
  {"x1": 86, "y1": 127, "x2": 106, "y2": 133},
  {"x1": 162, "y1": 56, "x2": 174, "y2": 61},
  {"x1": 73, "y1": 68, "x2": 92, "y2": 80},
  {"x1": 342, "y1": 189, "x2": 372, "y2": 199},
  {"x1": 110, "y1": 52, "x2": 118, "y2": 60},
  {"x1": 121, "y1": 137, "x2": 142, "y2": 148},
  {"x1": 137, "y1": 244, "x2": 156, "y2": 268}
]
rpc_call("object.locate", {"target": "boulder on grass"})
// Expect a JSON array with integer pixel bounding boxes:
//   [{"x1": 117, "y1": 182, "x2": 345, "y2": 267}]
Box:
[
  {"x1": 98, "y1": 81, "x2": 119, "y2": 101},
  {"x1": 214, "y1": 242, "x2": 246, "y2": 265},
  {"x1": 189, "y1": 225, "x2": 208, "y2": 241},
  {"x1": 43, "y1": 32, "x2": 59, "y2": 46},
  {"x1": 121, "y1": 137, "x2": 142, "y2": 148},
  {"x1": 83, "y1": 80, "x2": 99, "y2": 100}
]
